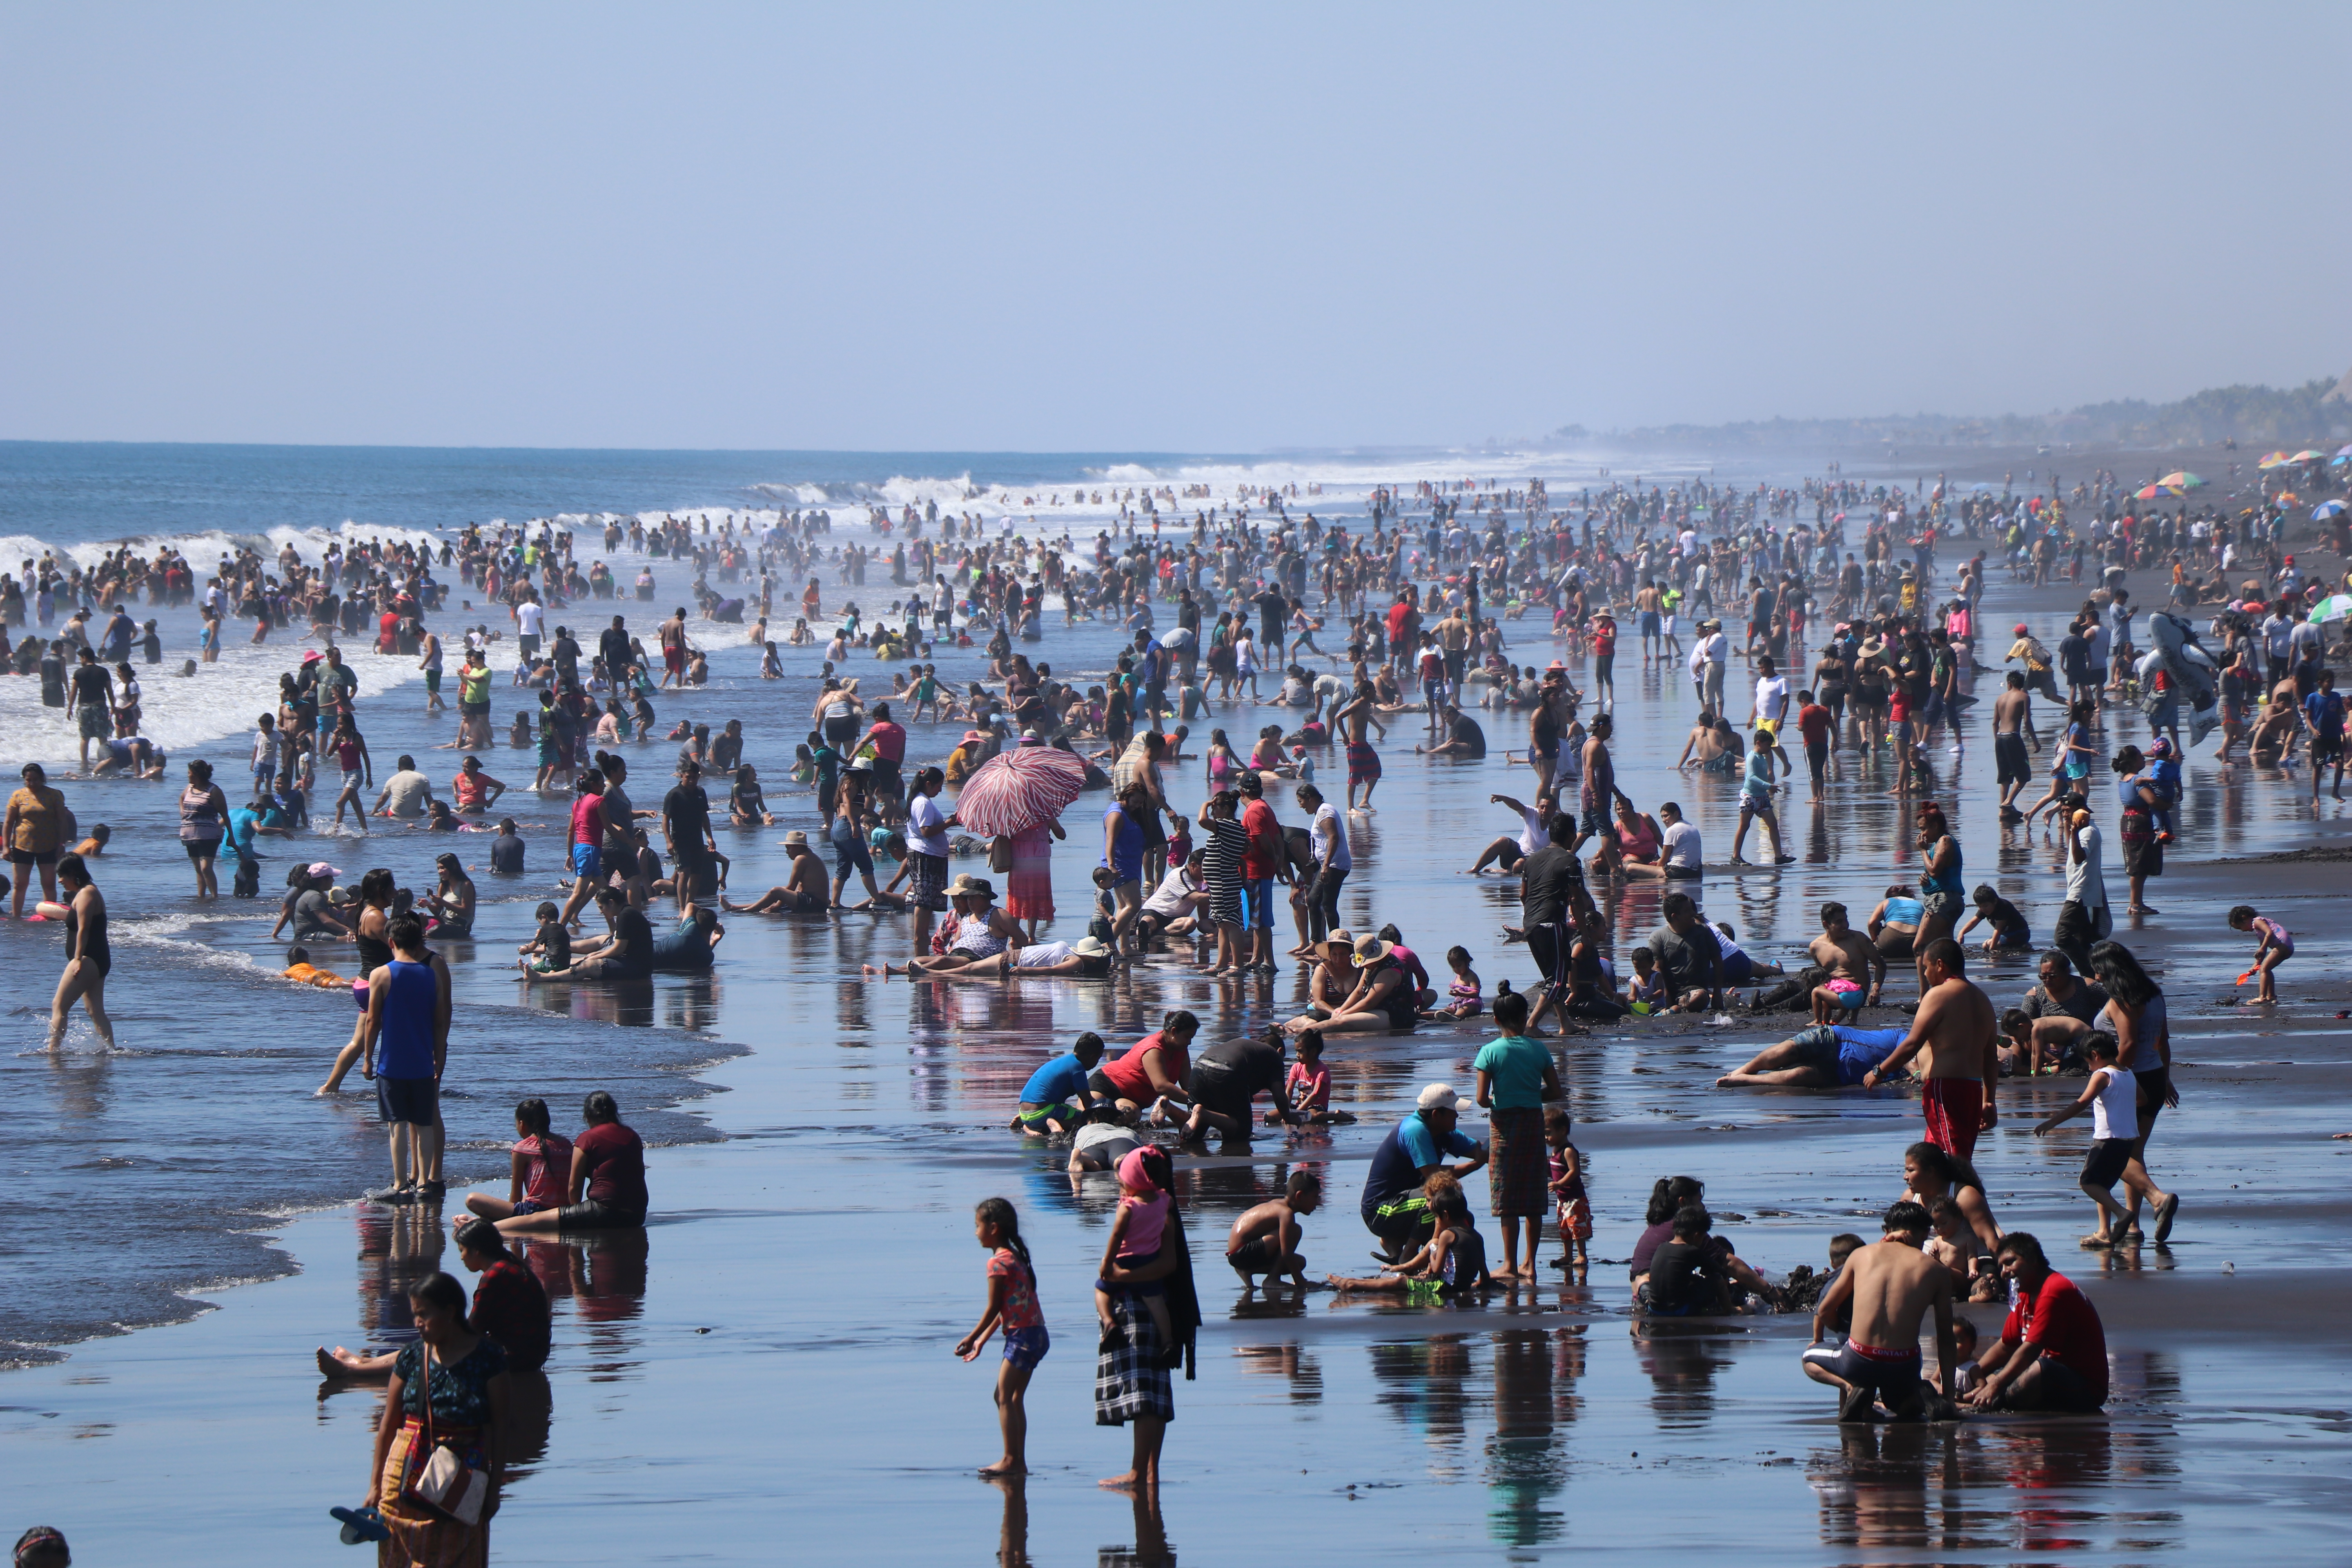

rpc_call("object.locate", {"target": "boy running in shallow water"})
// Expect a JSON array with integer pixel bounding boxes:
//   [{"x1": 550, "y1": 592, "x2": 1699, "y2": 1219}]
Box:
[
  {"x1": 2228, "y1": 904, "x2": 2293, "y2": 1005},
  {"x1": 1225, "y1": 1172, "x2": 1322, "y2": 1289}
]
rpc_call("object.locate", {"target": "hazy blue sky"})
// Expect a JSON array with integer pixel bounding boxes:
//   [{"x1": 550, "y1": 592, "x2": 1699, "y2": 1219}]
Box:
[{"x1": 5, "y1": 4, "x2": 2348, "y2": 451}]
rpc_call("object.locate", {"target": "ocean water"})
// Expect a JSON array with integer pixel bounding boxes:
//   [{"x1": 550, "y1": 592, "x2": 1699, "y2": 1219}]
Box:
[{"x1": 4, "y1": 441, "x2": 2349, "y2": 1564}]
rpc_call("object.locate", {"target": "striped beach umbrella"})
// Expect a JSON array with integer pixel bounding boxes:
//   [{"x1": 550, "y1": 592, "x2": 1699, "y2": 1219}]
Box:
[{"x1": 951, "y1": 745, "x2": 1088, "y2": 836}]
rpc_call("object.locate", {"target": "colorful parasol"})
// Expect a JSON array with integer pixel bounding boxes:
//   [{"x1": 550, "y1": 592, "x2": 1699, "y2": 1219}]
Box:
[
  {"x1": 2257, "y1": 451, "x2": 2295, "y2": 470},
  {"x1": 2156, "y1": 472, "x2": 2204, "y2": 489},
  {"x1": 2311, "y1": 593, "x2": 2352, "y2": 624},
  {"x1": 2134, "y1": 484, "x2": 2180, "y2": 501},
  {"x1": 2290, "y1": 450, "x2": 2327, "y2": 463},
  {"x1": 950, "y1": 745, "x2": 1088, "y2": 836},
  {"x1": 2313, "y1": 499, "x2": 2346, "y2": 520}
]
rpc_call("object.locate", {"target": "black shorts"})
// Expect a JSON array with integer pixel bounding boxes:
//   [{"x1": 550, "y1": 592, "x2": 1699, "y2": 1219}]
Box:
[
  {"x1": 376, "y1": 1075, "x2": 439, "y2": 1126},
  {"x1": 1525, "y1": 920, "x2": 1566, "y2": 982},
  {"x1": 5, "y1": 847, "x2": 58, "y2": 867},
  {"x1": 556, "y1": 1198, "x2": 646, "y2": 1230},
  {"x1": 2031, "y1": 1353, "x2": 2105, "y2": 1412},
  {"x1": 461, "y1": 701, "x2": 491, "y2": 719},
  {"x1": 2133, "y1": 1066, "x2": 2169, "y2": 1130},
  {"x1": 1227, "y1": 1235, "x2": 1285, "y2": 1271},
  {"x1": 1995, "y1": 733, "x2": 2031, "y2": 786},
  {"x1": 1809, "y1": 1340, "x2": 1923, "y2": 1414},
  {"x1": 1492, "y1": 840, "x2": 1525, "y2": 871},
  {"x1": 2082, "y1": 1137, "x2": 2133, "y2": 1189},
  {"x1": 1185, "y1": 1063, "x2": 1254, "y2": 1123}
]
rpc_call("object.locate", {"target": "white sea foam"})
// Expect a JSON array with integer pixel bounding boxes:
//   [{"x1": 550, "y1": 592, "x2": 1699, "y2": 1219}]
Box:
[{"x1": 0, "y1": 632, "x2": 425, "y2": 771}]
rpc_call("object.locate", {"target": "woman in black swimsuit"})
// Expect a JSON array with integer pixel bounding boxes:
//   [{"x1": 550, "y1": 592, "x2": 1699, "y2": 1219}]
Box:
[{"x1": 48, "y1": 851, "x2": 114, "y2": 1051}]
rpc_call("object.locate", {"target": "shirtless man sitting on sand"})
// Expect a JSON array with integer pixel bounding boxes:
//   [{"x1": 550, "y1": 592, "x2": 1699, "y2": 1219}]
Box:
[
  {"x1": 1862, "y1": 938, "x2": 1999, "y2": 1165},
  {"x1": 721, "y1": 829, "x2": 831, "y2": 913},
  {"x1": 1801, "y1": 1200, "x2": 1958, "y2": 1422},
  {"x1": 1808, "y1": 901, "x2": 1885, "y2": 1023}
]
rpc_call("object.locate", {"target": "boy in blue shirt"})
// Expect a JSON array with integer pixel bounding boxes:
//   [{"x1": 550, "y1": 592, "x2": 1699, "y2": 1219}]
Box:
[{"x1": 1011, "y1": 1032, "x2": 1107, "y2": 1136}]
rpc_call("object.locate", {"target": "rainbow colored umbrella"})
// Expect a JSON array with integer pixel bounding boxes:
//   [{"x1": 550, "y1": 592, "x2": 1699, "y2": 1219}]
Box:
[
  {"x1": 951, "y1": 744, "x2": 1088, "y2": 836},
  {"x1": 2156, "y1": 472, "x2": 2204, "y2": 489},
  {"x1": 2291, "y1": 450, "x2": 2328, "y2": 463},
  {"x1": 2258, "y1": 451, "x2": 2295, "y2": 469},
  {"x1": 2134, "y1": 484, "x2": 2180, "y2": 501}
]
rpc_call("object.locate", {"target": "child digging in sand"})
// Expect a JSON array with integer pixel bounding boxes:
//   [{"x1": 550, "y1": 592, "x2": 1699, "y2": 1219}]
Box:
[
  {"x1": 1267, "y1": 1028, "x2": 1352, "y2": 1125},
  {"x1": 955, "y1": 1197, "x2": 1046, "y2": 1478},
  {"x1": 2228, "y1": 904, "x2": 2293, "y2": 1005},
  {"x1": 1225, "y1": 1171, "x2": 1322, "y2": 1289},
  {"x1": 1327, "y1": 1173, "x2": 1494, "y2": 1299},
  {"x1": 1096, "y1": 1149, "x2": 1175, "y2": 1352}
]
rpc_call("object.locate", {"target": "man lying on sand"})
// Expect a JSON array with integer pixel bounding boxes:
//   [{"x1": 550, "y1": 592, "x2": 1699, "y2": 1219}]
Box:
[{"x1": 1717, "y1": 1024, "x2": 1911, "y2": 1089}]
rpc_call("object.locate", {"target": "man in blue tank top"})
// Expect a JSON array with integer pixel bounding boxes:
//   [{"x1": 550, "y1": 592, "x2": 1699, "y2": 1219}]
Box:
[{"x1": 360, "y1": 912, "x2": 452, "y2": 1203}]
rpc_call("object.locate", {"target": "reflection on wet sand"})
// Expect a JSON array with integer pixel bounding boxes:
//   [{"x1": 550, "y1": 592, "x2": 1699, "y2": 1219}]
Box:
[
  {"x1": 1096, "y1": 1485, "x2": 1173, "y2": 1568},
  {"x1": 1373, "y1": 1334, "x2": 1475, "y2": 1479},
  {"x1": 1805, "y1": 1347, "x2": 2186, "y2": 1559},
  {"x1": 1486, "y1": 1326, "x2": 1579, "y2": 1548},
  {"x1": 1632, "y1": 1324, "x2": 1739, "y2": 1427}
]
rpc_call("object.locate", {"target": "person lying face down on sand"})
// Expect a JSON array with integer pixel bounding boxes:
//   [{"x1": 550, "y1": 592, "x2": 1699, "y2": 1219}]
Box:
[{"x1": 1716, "y1": 1024, "x2": 1914, "y2": 1090}]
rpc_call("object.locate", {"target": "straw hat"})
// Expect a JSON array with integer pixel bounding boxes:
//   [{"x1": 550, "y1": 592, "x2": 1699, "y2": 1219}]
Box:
[
  {"x1": 1071, "y1": 934, "x2": 1113, "y2": 957},
  {"x1": 782, "y1": 829, "x2": 810, "y2": 849}
]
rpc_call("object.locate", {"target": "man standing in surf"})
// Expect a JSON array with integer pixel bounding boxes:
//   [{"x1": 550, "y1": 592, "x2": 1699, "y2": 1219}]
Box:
[
  {"x1": 659, "y1": 606, "x2": 690, "y2": 689},
  {"x1": 1333, "y1": 681, "x2": 1386, "y2": 815},
  {"x1": 1861, "y1": 937, "x2": 1998, "y2": 1164}
]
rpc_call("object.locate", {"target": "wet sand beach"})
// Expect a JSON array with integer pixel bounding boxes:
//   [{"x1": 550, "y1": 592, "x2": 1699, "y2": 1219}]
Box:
[{"x1": 6, "y1": 453, "x2": 2352, "y2": 1564}]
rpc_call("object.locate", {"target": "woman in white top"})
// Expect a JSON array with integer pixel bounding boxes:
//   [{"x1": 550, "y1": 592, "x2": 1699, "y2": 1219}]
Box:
[{"x1": 2089, "y1": 940, "x2": 2180, "y2": 1242}]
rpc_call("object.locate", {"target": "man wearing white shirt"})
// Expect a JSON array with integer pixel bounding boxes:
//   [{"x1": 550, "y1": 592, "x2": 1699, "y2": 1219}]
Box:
[
  {"x1": 1624, "y1": 800, "x2": 1702, "y2": 881},
  {"x1": 515, "y1": 594, "x2": 546, "y2": 663},
  {"x1": 1692, "y1": 621, "x2": 1728, "y2": 715},
  {"x1": 1468, "y1": 790, "x2": 1556, "y2": 875},
  {"x1": 1751, "y1": 658, "x2": 1791, "y2": 732}
]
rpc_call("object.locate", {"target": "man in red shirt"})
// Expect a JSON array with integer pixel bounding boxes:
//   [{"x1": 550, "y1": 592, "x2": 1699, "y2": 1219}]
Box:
[
  {"x1": 857, "y1": 702, "x2": 909, "y2": 815},
  {"x1": 1385, "y1": 588, "x2": 1421, "y2": 679},
  {"x1": 1966, "y1": 1232, "x2": 2107, "y2": 1412},
  {"x1": 558, "y1": 771, "x2": 607, "y2": 928},
  {"x1": 1795, "y1": 690, "x2": 1836, "y2": 801},
  {"x1": 1236, "y1": 772, "x2": 1288, "y2": 974}
]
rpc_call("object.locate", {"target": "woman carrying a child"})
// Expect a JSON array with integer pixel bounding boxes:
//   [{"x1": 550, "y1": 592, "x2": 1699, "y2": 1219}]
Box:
[{"x1": 1093, "y1": 1145, "x2": 1197, "y2": 1493}]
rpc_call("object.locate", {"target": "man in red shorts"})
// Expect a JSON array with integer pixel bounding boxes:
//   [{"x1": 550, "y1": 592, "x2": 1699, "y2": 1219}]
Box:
[
  {"x1": 1861, "y1": 937, "x2": 1998, "y2": 1163},
  {"x1": 659, "y1": 606, "x2": 689, "y2": 687},
  {"x1": 1332, "y1": 682, "x2": 1386, "y2": 814}
]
